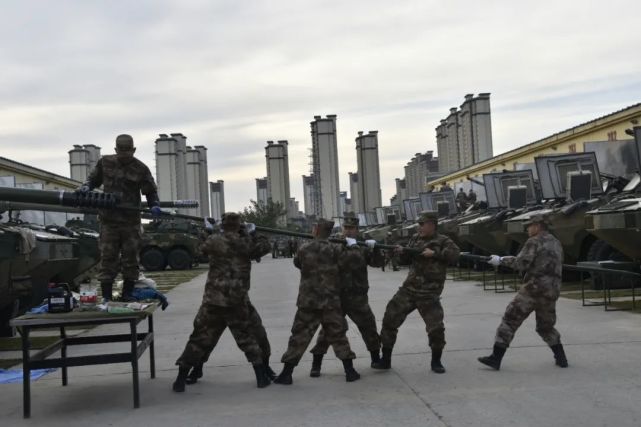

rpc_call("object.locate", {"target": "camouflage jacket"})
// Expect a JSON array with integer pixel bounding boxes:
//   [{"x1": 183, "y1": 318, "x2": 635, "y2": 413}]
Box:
[
  {"x1": 200, "y1": 231, "x2": 271, "y2": 306},
  {"x1": 399, "y1": 232, "x2": 460, "y2": 299},
  {"x1": 293, "y1": 238, "x2": 344, "y2": 309},
  {"x1": 501, "y1": 231, "x2": 563, "y2": 299},
  {"x1": 338, "y1": 236, "x2": 385, "y2": 295},
  {"x1": 87, "y1": 155, "x2": 158, "y2": 225}
]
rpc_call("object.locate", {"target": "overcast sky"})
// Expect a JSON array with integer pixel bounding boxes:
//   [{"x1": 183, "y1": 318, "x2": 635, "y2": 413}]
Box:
[{"x1": 2, "y1": 0, "x2": 640, "y2": 211}]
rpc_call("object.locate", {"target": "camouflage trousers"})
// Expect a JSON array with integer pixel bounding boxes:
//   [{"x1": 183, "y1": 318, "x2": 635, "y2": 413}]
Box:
[
  {"x1": 187, "y1": 300, "x2": 271, "y2": 365},
  {"x1": 98, "y1": 223, "x2": 141, "y2": 283},
  {"x1": 380, "y1": 288, "x2": 446, "y2": 351},
  {"x1": 176, "y1": 302, "x2": 262, "y2": 368},
  {"x1": 495, "y1": 288, "x2": 561, "y2": 347},
  {"x1": 310, "y1": 294, "x2": 380, "y2": 355},
  {"x1": 281, "y1": 307, "x2": 356, "y2": 366}
]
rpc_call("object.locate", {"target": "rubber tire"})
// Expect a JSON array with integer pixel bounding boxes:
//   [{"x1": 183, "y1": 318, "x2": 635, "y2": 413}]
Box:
[
  {"x1": 141, "y1": 248, "x2": 167, "y2": 271},
  {"x1": 168, "y1": 248, "x2": 192, "y2": 270}
]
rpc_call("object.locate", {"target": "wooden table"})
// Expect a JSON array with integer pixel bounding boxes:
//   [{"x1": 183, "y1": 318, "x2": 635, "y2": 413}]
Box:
[{"x1": 10, "y1": 304, "x2": 157, "y2": 418}]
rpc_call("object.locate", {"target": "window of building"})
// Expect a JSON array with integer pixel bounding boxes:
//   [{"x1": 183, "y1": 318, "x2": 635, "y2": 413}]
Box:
[
  {"x1": 607, "y1": 131, "x2": 617, "y2": 141},
  {"x1": 568, "y1": 143, "x2": 576, "y2": 153}
]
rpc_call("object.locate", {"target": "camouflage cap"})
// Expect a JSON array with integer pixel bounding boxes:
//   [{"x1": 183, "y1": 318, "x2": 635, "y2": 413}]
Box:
[
  {"x1": 342, "y1": 212, "x2": 359, "y2": 227},
  {"x1": 115, "y1": 134, "x2": 134, "y2": 150},
  {"x1": 523, "y1": 214, "x2": 550, "y2": 226},
  {"x1": 221, "y1": 212, "x2": 241, "y2": 225},
  {"x1": 417, "y1": 210, "x2": 438, "y2": 224},
  {"x1": 315, "y1": 218, "x2": 335, "y2": 234}
]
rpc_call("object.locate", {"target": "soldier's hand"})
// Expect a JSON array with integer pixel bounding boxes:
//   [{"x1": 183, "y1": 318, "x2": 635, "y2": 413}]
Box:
[
  {"x1": 150, "y1": 205, "x2": 163, "y2": 217},
  {"x1": 345, "y1": 237, "x2": 358, "y2": 247},
  {"x1": 365, "y1": 239, "x2": 377, "y2": 249},
  {"x1": 245, "y1": 222, "x2": 256, "y2": 234},
  {"x1": 422, "y1": 248, "x2": 435, "y2": 258},
  {"x1": 487, "y1": 255, "x2": 502, "y2": 266}
]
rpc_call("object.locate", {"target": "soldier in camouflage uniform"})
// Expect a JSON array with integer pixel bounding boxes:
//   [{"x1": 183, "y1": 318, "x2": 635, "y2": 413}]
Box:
[
  {"x1": 274, "y1": 218, "x2": 360, "y2": 385},
  {"x1": 373, "y1": 211, "x2": 460, "y2": 373},
  {"x1": 309, "y1": 212, "x2": 384, "y2": 377},
  {"x1": 78, "y1": 134, "x2": 161, "y2": 301},
  {"x1": 172, "y1": 212, "x2": 272, "y2": 392},
  {"x1": 479, "y1": 214, "x2": 568, "y2": 370}
]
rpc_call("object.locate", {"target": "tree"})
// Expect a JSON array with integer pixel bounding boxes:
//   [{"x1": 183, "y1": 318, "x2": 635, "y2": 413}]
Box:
[{"x1": 241, "y1": 199, "x2": 287, "y2": 228}]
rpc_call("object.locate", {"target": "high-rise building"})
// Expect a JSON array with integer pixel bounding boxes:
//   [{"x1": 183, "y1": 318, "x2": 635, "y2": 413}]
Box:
[
  {"x1": 339, "y1": 191, "x2": 348, "y2": 215},
  {"x1": 394, "y1": 178, "x2": 408, "y2": 216},
  {"x1": 404, "y1": 151, "x2": 440, "y2": 197},
  {"x1": 355, "y1": 130, "x2": 382, "y2": 213},
  {"x1": 436, "y1": 94, "x2": 493, "y2": 173},
  {"x1": 256, "y1": 177, "x2": 268, "y2": 206},
  {"x1": 169, "y1": 133, "x2": 188, "y2": 200},
  {"x1": 348, "y1": 172, "x2": 360, "y2": 214},
  {"x1": 195, "y1": 146, "x2": 210, "y2": 217},
  {"x1": 310, "y1": 115, "x2": 341, "y2": 219},
  {"x1": 265, "y1": 140, "x2": 291, "y2": 224},
  {"x1": 68, "y1": 144, "x2": 101, "y2": 182},
  {"x1": 209, "y1": 180, "x2": 225, "y2": 221},
  {"x1": 155, "y1": 134, "x2": 182, "y2": 202},
  {"x1": 185, "y1": 147, "x2": 203, "y2": 217},
  {"x1": 302, "y1": 175, "x2": 316, "y2": 216}
]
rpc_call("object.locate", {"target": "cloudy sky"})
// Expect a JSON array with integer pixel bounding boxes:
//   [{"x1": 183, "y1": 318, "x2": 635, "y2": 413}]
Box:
[{"x1": 2, "y1": 0, "x2": 640, "y2": 211}]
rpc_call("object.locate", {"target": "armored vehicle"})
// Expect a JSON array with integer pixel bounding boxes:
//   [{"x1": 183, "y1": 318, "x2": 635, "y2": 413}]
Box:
[
  {"x1": 504, "y1": 152, "x2": 612, "y2": 264},
  {"x1": 458, "y1": 169, "x2": 540, "y2": 255},
  {"x1": 585, "y1": 126, "x2": 641, "y2": 262},
  {"x1": 140, "y1": 219, "x2": 205, "y2": 271}
]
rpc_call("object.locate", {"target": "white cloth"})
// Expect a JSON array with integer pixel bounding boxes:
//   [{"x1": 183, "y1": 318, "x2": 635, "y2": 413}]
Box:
[
  {"x1": 365, "y1": 239, "x2": 376, "y2": 249},
  {"x1": 487, "y1": 255, "x2": 502, "y2": 267},
  {"x1": 345, "y1": 237, "x2": 358, "y2": 247}
]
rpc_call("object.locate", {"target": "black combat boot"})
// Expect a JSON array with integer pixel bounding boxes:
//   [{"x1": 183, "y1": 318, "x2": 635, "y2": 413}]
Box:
[
  {"x1": 274, "y1": 363, "x2": 295, "y2": 385},
  {"x1": 431, "y1": 349, "x2": 446, "y2": 374},
  {"x1": 253, "y1": 363, "x2": 271, "y2": 388},
  {"x1": 370, "y1": 350, "x2": 381, "y2": 368},
  {"x1": 263, "y1": 357, "x2": 277, "y2": 381},
  {"x1": 172, "y1": 366, "x2": 190, "y2": 392},
  {"x1": 185, "y1": 363, "x2": 203, "y2": 385},
  {"x1": 342, "y1": 359, "x2": 361, "y2": 382},
  {"x1": 550, "y1": 343, "x2": 569, "y2": 368},
  {"x1": 100, "y1": 281, "x2": 113, "y2": 302},
  {"x1": 372, "y1": 347, "x2": 392, "y2": 370},
  {"x1": 309, "y1": 354, "x2": 323, "y2": 378},
  {"x1": 478, "y1": 343, "x2": 507, "y2": 370},
  {"x1": 121, "y1": 279, "x2": 136, "y2": 302}
]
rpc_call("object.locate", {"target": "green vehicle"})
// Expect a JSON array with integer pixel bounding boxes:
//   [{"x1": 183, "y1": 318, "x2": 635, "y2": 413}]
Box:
[
  {"x1": 140, "y1": 219, "x2": 207, "y2": 271},
  {"x1": 458, "y1": 169, "x2": 540, "y2": 255}
]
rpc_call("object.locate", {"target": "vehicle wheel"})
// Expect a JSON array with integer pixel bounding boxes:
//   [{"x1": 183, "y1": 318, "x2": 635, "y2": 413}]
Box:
[
  {"x1": 168, "y1": 248, "x2": 192, "y2": 270},
  {"x1": 141, "y1": 248, "x2": 166, "y2": 271}
]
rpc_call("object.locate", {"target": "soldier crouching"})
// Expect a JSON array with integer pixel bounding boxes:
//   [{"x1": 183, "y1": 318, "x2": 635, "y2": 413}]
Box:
[{"x1": 172, "y1": 212, "x2": 272, "y2": 392}]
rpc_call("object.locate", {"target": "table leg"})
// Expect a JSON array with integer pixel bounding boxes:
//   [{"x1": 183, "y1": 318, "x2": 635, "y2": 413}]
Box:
[
  {"x1": 130, "y1": 320, "x2": 140, "y2": 408},
  {"x1": 60, "y1": 326, "x2": 68, "y2": 386},
  {"x1": 148, "y1": 315, "x2": 155, "y2": 379},
  {"x1": 21, "y1": 326, "x2": 31, "y2": 419}
]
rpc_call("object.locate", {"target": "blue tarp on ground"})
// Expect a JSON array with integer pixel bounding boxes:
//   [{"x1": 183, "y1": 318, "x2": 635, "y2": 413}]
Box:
[{"x1": 0, "y1": 369, "x2": 56, "y2": 384}]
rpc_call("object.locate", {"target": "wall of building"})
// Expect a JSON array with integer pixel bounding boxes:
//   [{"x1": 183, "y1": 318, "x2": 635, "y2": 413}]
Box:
[
  {"x1": 349, "y1": 172, "x2": 360, "y2": 214},
  {"x1": 265, "y1": 141, "x2": 291, "y2": 224},
  {"x1": 310, "y1": 115, "x2": 340, "y2": 219},
  {"x1": 256, "y1": 177, "x2": 268, "y2": 206},
  {"x1": 355, "y1": 130, "x2": 382, "y2": 213},
  {"x1": 209, "y1": 180, "x2": 225, "y2": 221}
]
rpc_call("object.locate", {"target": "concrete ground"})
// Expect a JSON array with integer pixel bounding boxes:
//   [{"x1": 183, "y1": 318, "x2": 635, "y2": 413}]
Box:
[{"x1": 2, "y1": 257, "x2": 640, "y2": 427}]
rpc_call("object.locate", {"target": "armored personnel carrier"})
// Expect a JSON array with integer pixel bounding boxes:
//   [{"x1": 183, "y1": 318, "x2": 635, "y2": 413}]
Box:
[{"x1": 140, "y1": 219, "x2": 205, "y2": 271}]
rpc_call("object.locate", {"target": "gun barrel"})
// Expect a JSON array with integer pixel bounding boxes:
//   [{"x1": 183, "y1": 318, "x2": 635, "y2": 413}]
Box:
[{"x1": 0, "y1": 187, "x2": 118, "y2": 209}]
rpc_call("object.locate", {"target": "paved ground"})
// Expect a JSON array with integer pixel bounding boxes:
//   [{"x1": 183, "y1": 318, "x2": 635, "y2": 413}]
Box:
[{"x1": 2, "y1": 257, "x2": 641, "y2": 426}]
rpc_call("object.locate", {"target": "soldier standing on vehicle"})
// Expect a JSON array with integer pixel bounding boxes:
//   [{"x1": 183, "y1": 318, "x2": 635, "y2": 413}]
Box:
[
  {"x1": 78, "y1": 134, "x2": 161, "y2": 301},
  {"x1": 274, "y1": 218, "x2": 359, "y2": 385},
  {"x1": 468, "y1": 188, "x2": 477, "y2": 204},
  {"x1": 309, "y1": 212, "x2": 384, "y2": 377},
  {"x1": 373, "y1": 211, "x2": 460, "y2": 374},
  {"x1": 478, "y1": 214, "x2": 568, "y2": 370},
  {"x1": 172, "y1": 212, "x2": 272, "y2": 392},
  {"x1": 456, "y1": 188, "x2": 469, "y2": 210}
]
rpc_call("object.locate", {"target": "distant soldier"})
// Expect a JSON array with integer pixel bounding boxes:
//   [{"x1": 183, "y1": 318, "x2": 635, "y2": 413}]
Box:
[
  {"x1": 468, "y1": 188, "x2": 477, "y2": 204},
  {"x1": 456, "y1": 188, "x2": 469, "y2": 210},
  {"x1": 441, "y1": 183, "x2": 452, "y2": 192},
  {"x1": 385, "y1": 231, "x2": 400, "y2": 271},
  {"x1": 172, "y1": 212, "x2": 272, "y2": 392},
  {"x1": 274, "y1": 218, "x2": 359, "y2": 385},
  {"x1": 479, "y1": 214, "x2": 568, "y2": 370},
  {"x1": 78, "y1": 134, "x2": 161, "y2": 301},
  {"x1": 309, "y1": 212, "x2": 384, "y2": 377},
  {"x1": 373, "y1": 211, "x2": 460, "y2": 373}
]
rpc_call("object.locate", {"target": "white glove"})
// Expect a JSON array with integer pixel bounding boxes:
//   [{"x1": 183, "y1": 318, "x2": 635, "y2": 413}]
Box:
[
  {"x1": 245, "y1": 223, "x2": 256, "y2": 234},
  {"x1": 345, "y1": 237, "x2": 358, "y2": 247},
  {"x1": 487, "y1": 255, "x2": 502, "y2": 267},
  {"x1": 365, "y1": 239, "x2": 377, "y2": 249}
]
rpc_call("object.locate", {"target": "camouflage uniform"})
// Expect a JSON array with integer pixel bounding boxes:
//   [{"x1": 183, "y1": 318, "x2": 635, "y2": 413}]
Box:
[
  {"x1": 310, "y1": 235, "x2": 384, "y2": 356},
  {"x1": 494, "y1": 230, "x2": 563, "y2": 347},
  {"x1": 379, "y1": 231, "x2": 460, "y2": 351},
  {"x1": 280, "y1": 238, "x2": 356, "y2": 366},
  {"x1": 85, "y1": 142, "x2": 158, "y2": 283},
  {"x1": 175, "y1": 230, "x2": 271, "y2": 368}
]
